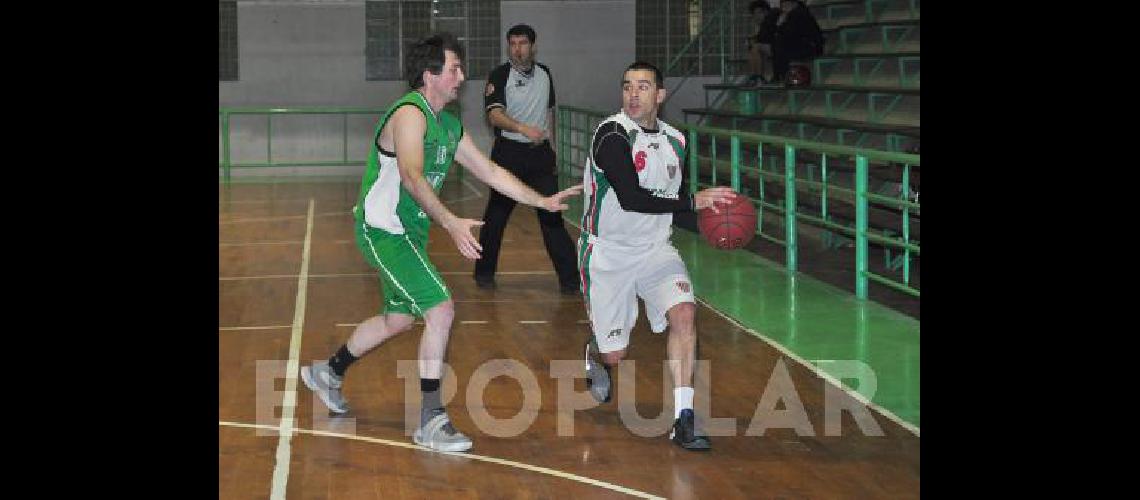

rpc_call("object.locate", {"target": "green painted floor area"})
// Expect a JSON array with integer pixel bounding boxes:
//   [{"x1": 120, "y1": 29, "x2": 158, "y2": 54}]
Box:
[
  {"x1": 565, "y1": 200, "x2": 920, "y2": 430},
  {"x1": 672, "y1": 228, "x2": 920, "y2": 429}
]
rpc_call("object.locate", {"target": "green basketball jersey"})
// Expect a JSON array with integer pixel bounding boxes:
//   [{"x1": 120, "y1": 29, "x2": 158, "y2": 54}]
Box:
[{"x1": 354, "y1": 91, "x2": 464, "y2": 243}]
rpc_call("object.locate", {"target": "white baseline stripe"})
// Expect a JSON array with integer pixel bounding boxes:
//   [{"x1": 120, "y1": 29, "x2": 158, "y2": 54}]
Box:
[
  {"x1": 219, "y1": 421, "x2": 663, "y2": 500},
  {"x1": 219, "y1": 325, "x2": 292, "y2": 331},
  {"x1": 269, "y1": 198, "x2": 316, "y2": 499},
  {"x1": 220, "y1": 199, "x2": 311, "y2": 205},
  {"x1": 220, "y1": 215, "x2": 307, "y2": 224},
  {"x1": 519, "y1": 321, "x2": 548, "y2": 324},
  {"x1": 220, "y1": 241, "x2": 304, "y2": 247},
  {"x1": 562, "y1": 215, "x2": 920, "y2": 437},
  {"x1": 460, "y1": 320, "x2": 488, "y2": 324},
  {"x1": 219, "y1": 275, "x2": 297, "y2": 281}
]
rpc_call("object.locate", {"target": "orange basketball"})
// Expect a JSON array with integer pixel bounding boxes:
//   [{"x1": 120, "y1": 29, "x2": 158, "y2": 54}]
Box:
[{"x1": 698, "y1": 195, "x2": 756, "y2": 250}]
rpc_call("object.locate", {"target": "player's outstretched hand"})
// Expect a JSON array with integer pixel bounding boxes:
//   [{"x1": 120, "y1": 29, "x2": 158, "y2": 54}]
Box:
[
  {"x1": 540, "y1": 183, "x2": 584, "y2": 212},
  {"x1": 444, "y1": 217, "x2": 485, "y2": 260}
]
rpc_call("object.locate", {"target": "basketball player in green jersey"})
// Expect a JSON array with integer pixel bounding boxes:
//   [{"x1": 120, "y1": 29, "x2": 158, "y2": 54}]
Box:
[{"x1": 301, "y1": 33, "x2": 582, "y2": 453}]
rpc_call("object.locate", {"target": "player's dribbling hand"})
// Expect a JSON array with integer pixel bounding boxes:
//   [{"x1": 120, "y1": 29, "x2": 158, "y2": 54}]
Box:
[
  {"x1": 444, "y1": 217, "x2": 485, "y2": 260},
  {"x1": 694, "y1": 187, "x2": 738, "y2": 213},
  {"x1": 541, "y1": 183, "x2": 584, "y2": 212}
]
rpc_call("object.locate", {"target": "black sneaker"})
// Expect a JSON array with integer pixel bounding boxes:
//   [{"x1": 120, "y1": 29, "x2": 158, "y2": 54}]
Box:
[
  {"x1": 560, "y1": 283, "x2": 580, "y2": 296},
  {"x1": 670, "y1": 409, "x2": 711, "y2": 451},
  {"x1": 474, "y1": 276, "x2": 496, "y2": 290}
]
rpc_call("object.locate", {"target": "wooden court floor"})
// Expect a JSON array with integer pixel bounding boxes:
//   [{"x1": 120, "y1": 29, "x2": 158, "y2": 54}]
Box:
[{"x1": 219, "y1": 176, "x2": 919, "y2": 499}]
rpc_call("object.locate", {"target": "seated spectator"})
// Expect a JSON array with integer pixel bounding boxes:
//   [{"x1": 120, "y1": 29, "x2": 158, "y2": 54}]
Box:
[
  {"x1": 744, "y1": 1, "x2": 778, "y2": 86},
  {"x1": 771, "y1": 0, "x2": 824, "y2": 84}
]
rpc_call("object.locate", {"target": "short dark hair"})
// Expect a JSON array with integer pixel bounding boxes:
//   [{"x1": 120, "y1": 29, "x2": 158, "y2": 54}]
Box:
[
  {"x1": 506, "y1": 24, "x2": 536, "y2": 44},
  {"x1": 405, "y1": 32, "x2": 465, "y2": 89},
  {"x1": 749, "y1": 1, "x2": 771, "y2": 13},
  {"x1": 624, "y1": 61, "x2": 664, "y2": 89}
]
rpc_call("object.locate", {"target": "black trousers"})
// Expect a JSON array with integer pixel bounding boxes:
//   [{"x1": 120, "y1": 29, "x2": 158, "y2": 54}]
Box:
[
  {"x1": 772, "y1": 40, "x2": 819, "y2": 80},
  {"x1": 474, "y1": 138, "x2": 579, "y2": 288}
]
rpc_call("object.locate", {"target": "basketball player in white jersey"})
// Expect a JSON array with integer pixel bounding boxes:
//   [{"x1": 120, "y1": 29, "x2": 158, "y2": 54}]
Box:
[{"x1": 577, "y1": 61, "x2": 738, "y2": 450}]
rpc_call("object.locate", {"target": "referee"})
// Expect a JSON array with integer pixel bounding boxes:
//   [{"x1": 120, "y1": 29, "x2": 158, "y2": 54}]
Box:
[{"x1": 474, "y1": 24, "x2": 579, "y2": 295}]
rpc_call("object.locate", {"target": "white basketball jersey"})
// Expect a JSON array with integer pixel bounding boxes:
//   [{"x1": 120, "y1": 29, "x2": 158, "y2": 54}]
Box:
[{"x1": 580, "y1": 111, "x2": 687, "y2": 247}]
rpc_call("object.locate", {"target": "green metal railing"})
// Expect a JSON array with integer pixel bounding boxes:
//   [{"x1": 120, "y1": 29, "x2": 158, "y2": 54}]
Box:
[
  {"x1": 661, "y1": 0, "x2": 734, "y2": 107},
  {"x1": 558, "y1": 104, "x2": 919, "y2": 299},
  {"x1": 219, "y1": 107, "x2": 385, "y2": 183}
]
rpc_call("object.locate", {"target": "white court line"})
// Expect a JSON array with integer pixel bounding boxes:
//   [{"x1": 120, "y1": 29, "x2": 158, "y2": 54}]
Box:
[
  {"x1": 696, "y1": 297, "x2": 920, "y2": 437},
  {"x1": 519, "y1": 321, "x2": 548, "y2": 324},
  {"x1": 219, "y1": 325, "x2": 292, "y2": 331},
  {"x1": 269, "y1": 198, "x2": 316, "y2": 499},
  {"x1": 335, "y1": 322, "x2": 424, "y2": 328},
  {"x1": 461, "y1": 177, "x2": 484, "y2": 197},
  {"x1": 219, "y1": 275, "x2": 297, "y2": 281},
  {"x1": 460, "y1": 320, "x2": 488, "y2": 324},
  {"x1": 561, "y1": 216, "x2": 920, "y2": 437},
  {"x1": 220, "y1": 241, "x2": 303, "y2": 247},
  {"x1": 442, "y1": 193, "x2": 484, "y2": 204},
  {"x1": 220, "y1": 215, "x2": 307, "y2": 224},
  {"x1": 219, "y1": 420, "x2": 663, "y2": 500},
  {"x1": 577, "y1": 320, "x2": 590, "y2": 324},
  {"x1": 220, "y1": 199, "x2": 311, "y2": 204}
]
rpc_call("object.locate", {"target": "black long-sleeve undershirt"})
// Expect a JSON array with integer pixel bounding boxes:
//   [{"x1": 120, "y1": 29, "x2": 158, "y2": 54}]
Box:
[{"x1": 591, "y1": 122, "x2": 693, "y2": 214}]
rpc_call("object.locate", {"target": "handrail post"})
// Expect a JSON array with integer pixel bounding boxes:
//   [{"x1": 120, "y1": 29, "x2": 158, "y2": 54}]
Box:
[
  {"x1": 688, "y1": 128, "x2": 699, "y2": 195},
  {"x1": 784, "y1": 145, "x2": 797, "y2": 272},
  {"x1": 266, "y1": 114, "x2": 273, "y2": 166},
  {"x1": 719, "y1": 14, "x2": 726, "y2": 83},
  {"x1": 901, "y1": 163, "x2": 911, "y2": 286},
  {"x1": 730, "y1": 135, "x2": 741, "y2": 191},
  {"x1": 821, "y1": 153, "x2": 829, "y2": 223},
  {"x1": 222, "y1": 110, "x2": 232, "y2": 184},
  {"x1": 855, "y1": 154, "x2": 869, "y2": 299},
  {"x1": 558, "y1": 107, "x2": 568, "y2": 188}
]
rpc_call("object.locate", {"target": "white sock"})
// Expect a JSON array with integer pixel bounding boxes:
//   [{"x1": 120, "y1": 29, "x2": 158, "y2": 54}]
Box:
[{"x1": 674, "y1": 387, "x2": 694, "y2": 419}]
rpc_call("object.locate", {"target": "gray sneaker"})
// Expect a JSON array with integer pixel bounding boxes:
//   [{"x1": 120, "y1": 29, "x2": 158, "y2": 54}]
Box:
[
  {"x1": 301, "y1": 361, "x2": 350, "y2": 415},
  {"x1": 584, "y1": 341, "x2": 611, "y2": 403},
  {"x1": 413, "y1": 411, "x2": 473, "y2": 452}
]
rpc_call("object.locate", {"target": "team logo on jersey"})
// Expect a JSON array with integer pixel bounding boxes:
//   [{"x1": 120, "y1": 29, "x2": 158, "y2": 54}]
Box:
[
  {"x1": 647, "y1": 142, "x2": 660, "y2": 149},
  {"x1": 634, "y1": 150, "x2": 647, "y2": 172},
  {"x1": 515, "y1": 79, "x2": 527, "y2": 87},
  {"x1": 676, "y1": 281, "x2": 691, "y2": 293},
  {"x1": 426, "y1": 172, "x2": 445, "y2": 189},
  {"x1": 667, "y1": 163, "x2": 677, "y2": 179},
  {"x1": 436, "y1": 145, "x2": 448, "y2": 164},
  {"x1": 485, "y1": 82, "x2": 495, "y2": 96},
  {"x1": 606, "y1": 328, "x2": 622, "y2": 339}
]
